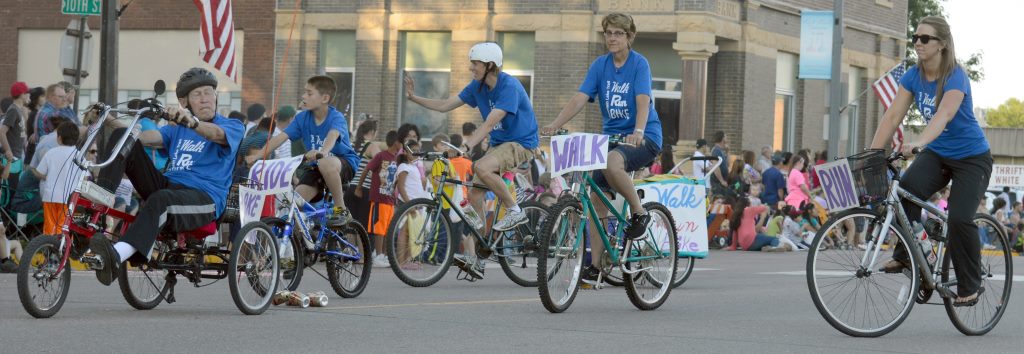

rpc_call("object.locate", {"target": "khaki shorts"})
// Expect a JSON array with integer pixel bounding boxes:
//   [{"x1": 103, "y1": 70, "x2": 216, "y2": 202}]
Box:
[{"x1": 471, "y1": 142, "x2": 535, "y2": 184}]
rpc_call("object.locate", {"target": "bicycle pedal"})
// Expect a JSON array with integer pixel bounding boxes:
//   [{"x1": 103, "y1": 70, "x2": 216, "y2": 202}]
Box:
[{"x1": 80, "y1": 254, "x2": 102, "y2": 269}]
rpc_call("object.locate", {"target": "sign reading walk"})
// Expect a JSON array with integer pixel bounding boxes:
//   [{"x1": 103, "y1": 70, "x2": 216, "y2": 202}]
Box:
[
  {"x1": 62, "y1": 0, "x2": 102, "y2": 16},
  {"x1": 816, "y1": 159, "x2": 860, "y2": 213},
  {"x1": 549, "y1": 133, "x2": 609, "y2": 177}
]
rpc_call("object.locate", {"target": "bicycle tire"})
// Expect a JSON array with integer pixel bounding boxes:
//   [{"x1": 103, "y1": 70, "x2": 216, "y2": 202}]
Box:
[
  {"x1": 941, "y1": 213, "x2": 1013, "y2": 336},
  {"x1": 17, "y1": 235, "x2": 71, "y2": 318},
  {"x1": 327, "y1": 222, "x2": 372, "y2": 298},
  {"x1": 498, "y1": 201, "x2": 550, "y2": 287},
  {"x1": 536, "y1": 197, "x2": 585, "y2": 313},
  {"x1": 806, "y1": 208, "x2": 918, "y2": 337},
  {"x1": 624, "y1": 202, "x2": 678, "y2": 311},
  {"x1": 118, "y1": 239, "x2": 170, "y2": 310},
  {"x1": 386, "y1": 198, "x2": 455, "y2": 287},
  {"x1": 263, "y1": 217, "x2": 305, "y2": 292},
  {"x1": 229, "y1": 221, "x2": 279, "y2": 315},
  {"x1": 671, "y1": 256, "x2": 695, "y2": 289}
]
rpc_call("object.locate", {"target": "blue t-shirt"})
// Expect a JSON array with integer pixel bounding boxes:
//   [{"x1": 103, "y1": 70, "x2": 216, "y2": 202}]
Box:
[
  {"x1": 899, "y1": 65, "x2": 989, "y2": 159},
  {"x1": 761, "y1": 167, "x2": 786, "y2": 205},
  {"x1": 160, "y1": 114, "x2": 244, "y2": 217},
  {"x1": 578, "y1": 50, "x2": 663, "y2": 148},
  {"x1": 458, "y1": 72, "x2": 539, "y2": 149},
  {"x1": 284, "y1": 106, "x2": 360, "y2": 169},
  {"x1": 140, "y1": 118, "x2": 169, "y2": 171}
]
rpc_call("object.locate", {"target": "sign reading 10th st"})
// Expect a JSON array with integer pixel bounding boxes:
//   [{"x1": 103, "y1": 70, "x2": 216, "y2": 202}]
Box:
[{"x1": 62, "y1": 0, "x2": 102, "y2": 16}]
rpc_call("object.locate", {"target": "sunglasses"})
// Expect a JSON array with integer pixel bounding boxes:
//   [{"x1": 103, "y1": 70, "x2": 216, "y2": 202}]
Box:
[
  {"x1": 88, "y1": 149, "x2": 97, "y2": 154},
  {"x1": 911, "y1": 34, "x2": 941, "y2": 44}
]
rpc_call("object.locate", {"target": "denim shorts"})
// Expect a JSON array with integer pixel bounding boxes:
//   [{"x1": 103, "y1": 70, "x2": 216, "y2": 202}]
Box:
[{"x1": 592, "y1": 137, "x2": 660, "y2": 192}]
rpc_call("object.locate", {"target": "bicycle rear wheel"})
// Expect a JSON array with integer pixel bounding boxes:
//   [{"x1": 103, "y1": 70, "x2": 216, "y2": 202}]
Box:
[
  {"x1": 118, "y1": 240, "x2": 170, "y2": 310},
  {"x1": 806, "y1": 208, "x2": 918, "y2": 337},
  {"x1": 624, "y1": 202, "x2": 677, "y2": 311},
  {"x1": 327, "y1": 222, "x2": 372, "y2": 298},
  {"x1": 536, "y1": 198, "x2": 585, "y2": 313},
  {"x1": 386, "y1": 198, "x2": 455, "y2": 287},
  {"x1": 498, "y1": 201, "x2": 549, "y2": 287},
  {"x1": 671, "y1": 256, "x2": 695, "y2": 289},
  {"x1": 229, "y1": 222, "x2": 279, "y2": 315},
  {"x1": 17, "y1": 235, "x2": 71, "y2": 318},
  {"x1": 941, "y1": 213, "x2": 1013, "y2": 336}
]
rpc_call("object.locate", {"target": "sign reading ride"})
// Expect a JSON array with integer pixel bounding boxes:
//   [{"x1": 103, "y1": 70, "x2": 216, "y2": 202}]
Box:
[
  {"x1": 549, "y1": 133, "x2": 609, "y2": 177},
  {"x1": 816, "y1": 159, "x2": 860, "y2": 213},
  {"x1": 238, "y1": 156, "x2": 304, "y2": 224},
  {"x1": 62, "y1": 0, "x2": 102, "y2": 16}
]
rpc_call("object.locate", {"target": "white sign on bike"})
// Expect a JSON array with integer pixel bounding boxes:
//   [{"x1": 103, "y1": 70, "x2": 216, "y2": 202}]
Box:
[
  {"x1": 614, "y1": 177, "x2": 709, "y2": 258},
  {"x1": 548, "y1": 133, "x2": 609, "y2": 177},
  {"x1": 816, "y1": 159, "x2": 860, "y2": 213},
  {"x1": 248, "y1": 155, "x2": 304, "y2": 194},
  {"x1": 238, "y1": 186, "x2": 267, "y2": 225}
]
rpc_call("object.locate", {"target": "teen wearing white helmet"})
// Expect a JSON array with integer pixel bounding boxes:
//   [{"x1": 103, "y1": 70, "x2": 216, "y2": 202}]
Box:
[{"x1": 403, "y1": 41, "x2": 539, "y2": 280}]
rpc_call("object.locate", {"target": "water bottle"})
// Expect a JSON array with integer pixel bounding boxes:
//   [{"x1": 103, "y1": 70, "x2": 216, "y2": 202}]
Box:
[
  {"x1": 912, "y1": 222, "x2": 934, "y2": 266},
  {"x1": 459, "y1": 199, "x2": 484, "y2": 230},
  {"x1": 607, "y1": 217, "x2": 621, "y2": 253}
]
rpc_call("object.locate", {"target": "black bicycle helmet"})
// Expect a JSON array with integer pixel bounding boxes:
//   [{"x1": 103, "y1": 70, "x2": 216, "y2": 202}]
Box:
[{"x1": 176, "y1": 67, "x2": 218, "y2": 99}]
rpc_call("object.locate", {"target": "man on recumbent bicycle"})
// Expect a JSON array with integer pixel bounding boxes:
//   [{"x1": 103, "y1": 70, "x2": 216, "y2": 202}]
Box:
[{"x1": 85, "y1": 67, "x2": 244, "y2": 286}]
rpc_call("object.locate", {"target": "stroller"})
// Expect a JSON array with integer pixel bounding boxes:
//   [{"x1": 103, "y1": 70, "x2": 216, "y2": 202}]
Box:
[{"x1": 1, "y1": 171, "x2": 46, "y2": 244}]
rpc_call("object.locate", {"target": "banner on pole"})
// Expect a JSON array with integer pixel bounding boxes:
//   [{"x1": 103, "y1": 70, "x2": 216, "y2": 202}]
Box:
[{"x1": 799, "y1": 10, "x2": 834, "y2": 80}]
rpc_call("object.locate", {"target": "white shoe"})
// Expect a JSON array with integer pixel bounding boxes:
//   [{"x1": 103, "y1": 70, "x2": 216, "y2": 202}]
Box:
[
  {"x1": 983, "y1": 244, "x2": 997, "y2": 250},
  {"x1": 493, "y1": 209, "x2": 528, "y2": 231},
  {"x1": 856, "y1": 243, "x2": 867, "y2": 250},
  {"x1": 372, "y1": 254, "x2": 390, "y2": 268}
]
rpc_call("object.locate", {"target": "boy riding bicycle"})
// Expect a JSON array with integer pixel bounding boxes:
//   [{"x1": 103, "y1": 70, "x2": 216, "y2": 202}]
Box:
[
  {"x1": 264, "y1": 75, "x2": 360, "y2": 227},
  {"x1": 405, "y1": 42, "x2": 539, "y2": 279},
  {"x1": 88, "y1": 67, "x2": 244, "y2": 286}
]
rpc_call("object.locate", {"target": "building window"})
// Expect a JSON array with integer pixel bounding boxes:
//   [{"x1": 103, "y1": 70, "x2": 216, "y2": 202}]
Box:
[
  {"x1": 634, "y1": 36, "x2": 682, "y2": 145},
  {"x1": 845, "y1": 67, "x2": 865, "y2": 155},
  {"x1": 399, "y1": 31, "x2": 452, "y2": 138},
  {"x1": 775, "y1": 52, "x2": 799, "y2": 152},
  {"x1": 496, "y1": 32, "x2": 535, "y2": 99},
  {"x1": 322, "y1": 30, "x2": 356, "y2": 131},
  {"x1": 216, "y1": 91, "x2": 242, "y2": 117}
]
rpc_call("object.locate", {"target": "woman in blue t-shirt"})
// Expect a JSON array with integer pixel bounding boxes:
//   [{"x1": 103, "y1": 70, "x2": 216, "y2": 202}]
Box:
[
  {"x1": 542, "y1": 13, "x2": 664, "y2": 283},
  {"x1": 869, "y1": 16, "x2": 992, "y2": 307}
]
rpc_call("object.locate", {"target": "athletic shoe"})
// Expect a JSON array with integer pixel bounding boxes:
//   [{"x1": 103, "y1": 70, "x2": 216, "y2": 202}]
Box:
[{"x1": 493, "y1": 209, "x2": 528, "y2": 231}]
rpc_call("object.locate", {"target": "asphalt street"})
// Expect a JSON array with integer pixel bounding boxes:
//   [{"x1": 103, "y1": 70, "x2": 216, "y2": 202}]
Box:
[{"x1": 2, "y1": 250, "x2": 1022, "y2": 353}]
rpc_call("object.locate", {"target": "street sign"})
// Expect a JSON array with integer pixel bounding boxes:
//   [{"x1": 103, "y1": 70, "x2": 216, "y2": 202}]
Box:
[
  {"x1": 62, "y1": 0, "x2": 102, "y2": 16},
  {"x1": 60, "y1": 18, "x2": 93, "y2": 83}
]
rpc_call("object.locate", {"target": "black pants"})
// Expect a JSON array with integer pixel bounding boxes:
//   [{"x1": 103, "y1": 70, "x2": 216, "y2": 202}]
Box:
[
  {"x1": 98, "y1": 129, "x2": 217, "y2": 262},
  {"x1": 894, "y1": 149, "x2": 992, "y2": 297}
]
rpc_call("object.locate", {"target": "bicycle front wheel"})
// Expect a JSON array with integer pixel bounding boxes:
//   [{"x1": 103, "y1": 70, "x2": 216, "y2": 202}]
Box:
[
  {"x1": 17, "y1": 235, "x2": 71, "y2": 318},
  {"x1": 229, "y1": 222, "x2": 279, "y2": 315},
  {"x1": 671, "y1": 256, "x2": 695, "y2": 289},
  {"x1": 806, "y1": 208, "x2": 918, "y2": 337},
  {"x1": 263, "y1": 217, "x2": 305, "y2": 292},
  {"x1": 498, "y1": 201, "x2": 550, "y2": 287},
  {"x1": 624, "y1": 202, "x2": 678, "y2": 311},
  {"x1": 386, "y1": 198, "x2": 455, "y2": 287},
  {"x1": 941, "y1": 213, "x2": 1013, "y2": 335},
  {"x1": 536, "y1": 197, "x2": 585, "y2": 313}
]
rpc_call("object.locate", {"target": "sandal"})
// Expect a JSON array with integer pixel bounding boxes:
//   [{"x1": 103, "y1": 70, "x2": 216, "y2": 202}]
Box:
[
  {"x1": 953, "y1": 287, "x2": 985, "y2": 307},
  {"x1": 880, "y1": 259, "x2": 909, "y2": 273}
]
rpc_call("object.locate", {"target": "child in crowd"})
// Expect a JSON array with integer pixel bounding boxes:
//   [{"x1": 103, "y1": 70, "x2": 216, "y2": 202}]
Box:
[
  {"x1": 355, "y1": 130, "x2": 401, "y2": 267},
  {"x1": 779, "y1": 205, "x2": 812, "y2": 251},
  {"x1": 31, "y1": 122, "x2": 85, "y2": 236}
]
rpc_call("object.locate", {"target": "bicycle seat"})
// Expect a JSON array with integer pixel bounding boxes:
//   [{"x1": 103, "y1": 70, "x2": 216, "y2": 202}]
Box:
[{"x1": 179, "y1": 222, "x2": 219, "y2": 239}]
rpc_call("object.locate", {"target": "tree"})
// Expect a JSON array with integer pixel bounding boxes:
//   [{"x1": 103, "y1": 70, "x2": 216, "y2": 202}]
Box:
[
  {"x1": 986, "y1": 98, "x2": 1024, "y2": 128},
  {"x1": 902, "y1": 0, "x2": 985, "y2": 129}
]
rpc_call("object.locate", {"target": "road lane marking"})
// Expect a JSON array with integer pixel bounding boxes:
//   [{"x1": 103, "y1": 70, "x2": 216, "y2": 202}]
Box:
[{"x1": 761, "y1": 270, "x2": 1024, "y2": 282}]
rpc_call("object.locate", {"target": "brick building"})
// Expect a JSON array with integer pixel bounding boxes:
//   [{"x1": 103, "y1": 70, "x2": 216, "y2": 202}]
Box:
[
  {"x1": 0, "y1": 0, "x2": 276, "y2": 115},
  {"x1": 273, "y1": 0, "x2": 907, "y2": 157}
]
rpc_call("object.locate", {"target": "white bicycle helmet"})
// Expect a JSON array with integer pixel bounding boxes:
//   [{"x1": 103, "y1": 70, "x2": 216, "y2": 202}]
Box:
[{"x1": 469, "y1": 42, "x2": 503, "y2": 67}]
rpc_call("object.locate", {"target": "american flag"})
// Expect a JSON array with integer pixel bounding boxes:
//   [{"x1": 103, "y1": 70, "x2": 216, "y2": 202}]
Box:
[
  {"x1": 194, "y1": 0, "x2": 237, "y2": 82},
  {"x1": 872, "y1": 62, "x2": 906, "y2": 150}
]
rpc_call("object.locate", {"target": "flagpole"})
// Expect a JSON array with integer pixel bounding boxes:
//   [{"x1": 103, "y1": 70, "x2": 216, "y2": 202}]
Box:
[{"x1": 838, "y1": 86, "x2": 871, "y2": 114}]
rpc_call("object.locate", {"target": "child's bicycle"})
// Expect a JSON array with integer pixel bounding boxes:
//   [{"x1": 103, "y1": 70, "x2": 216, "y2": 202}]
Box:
[
  {"x1": 259, "y1": 155, "x2": 372, "y2": 297},
  {"x1": 537, "y1": 132, "x2": 679, "y2": 313},
  {"x1": 17, "y1": 84, "x2": 280, "y2": 318},
  {"x1": 807, "y1": 149, "x2": 1013, "y2": 337},
  {"x1": 384, "y1": 150, "x2": 549, "y2": 287}
]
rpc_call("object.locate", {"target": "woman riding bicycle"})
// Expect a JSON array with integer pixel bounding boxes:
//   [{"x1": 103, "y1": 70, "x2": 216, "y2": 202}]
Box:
[
  {"x1": 542, "y1": 13, "x2": 664, "y2": 283},
  {"x1": 869, "y1": 16, "x2": 992, "y2": 307}
]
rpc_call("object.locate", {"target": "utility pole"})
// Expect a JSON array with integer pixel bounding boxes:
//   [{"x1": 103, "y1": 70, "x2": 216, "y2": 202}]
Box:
[
  {"x1": 827, "y1": 0, "x2": 844, "y2": 161},
  {"x1": 99, "y1": 0, "x2": 119, "y2": 103}
]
